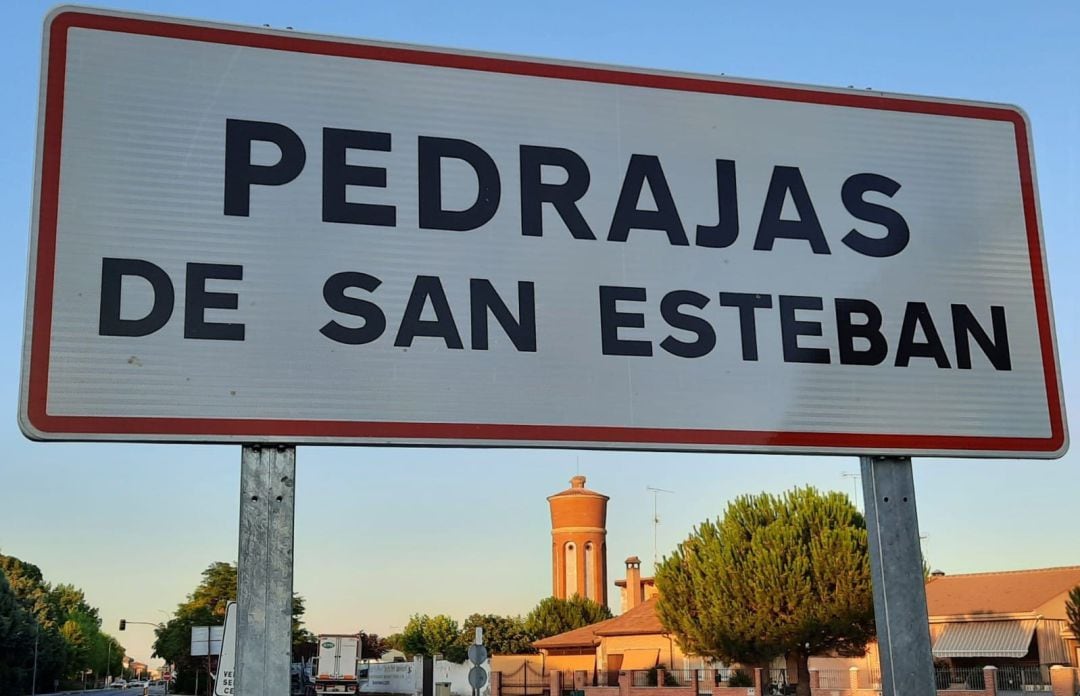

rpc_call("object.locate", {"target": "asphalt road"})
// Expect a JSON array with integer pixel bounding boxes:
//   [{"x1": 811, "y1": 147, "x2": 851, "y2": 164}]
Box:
[{"x1": 17, "y1": 691, "x2": 169, "y2": 696}]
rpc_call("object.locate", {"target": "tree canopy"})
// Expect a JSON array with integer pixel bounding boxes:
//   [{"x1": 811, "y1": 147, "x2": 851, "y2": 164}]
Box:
[
  {"x1": 360, "y1": 632, "x2": 389, "y2": 659},
  {"x1": 523, "y1": 595, "x2": 612, "y2": 640},
  {"x1": 401, "y1": 614, "x2": 467, "y2": 662},
  {"x1": 655, "y1": 487, "x2": 875, "y2": 696},
  {"x1": 153, "y1": 561, "x2": 312, "y2": 694},
  {"x1": 459, "y1": 614, "x2": 535, "y2": 655},
  {"x1": 0, "y1": 552, "x2": 124, "y2": 693}
]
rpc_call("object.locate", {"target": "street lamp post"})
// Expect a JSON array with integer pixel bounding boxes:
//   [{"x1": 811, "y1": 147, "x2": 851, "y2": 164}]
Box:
[{"x1": 31, "y1": 624, "x2": 39, "y2": 696}]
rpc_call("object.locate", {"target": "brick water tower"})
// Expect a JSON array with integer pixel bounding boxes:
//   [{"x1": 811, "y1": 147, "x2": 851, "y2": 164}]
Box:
[{"x1": 548, "y1": 475, "x2": 608, "y2": 605}]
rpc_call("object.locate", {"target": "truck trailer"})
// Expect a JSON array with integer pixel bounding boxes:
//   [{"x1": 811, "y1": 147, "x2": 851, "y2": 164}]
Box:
[{"x1": 314, "y1": 634, "x2": 361, "y2": 694}]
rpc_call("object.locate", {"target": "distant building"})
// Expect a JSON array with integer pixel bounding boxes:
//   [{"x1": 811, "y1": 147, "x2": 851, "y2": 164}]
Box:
[
  {"x1": 926, "y1": 566, "x2": 1080, "y2": 670},
  {"x1": 534, "y1": 596, "x2": 684, "y2": 683},
  {"x1": 533, "y1": 565, "x2": 1080, "y2": 679},
  {"x1": 548, "y1": 476, "x2": 608, "y2": 606},
  {"x1": 533, "y1": 475, "x2": 1080, "y2": 682}
]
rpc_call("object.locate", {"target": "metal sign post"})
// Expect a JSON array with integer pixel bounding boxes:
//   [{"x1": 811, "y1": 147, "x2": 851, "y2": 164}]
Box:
[
  {"x1": 861, "y1": 456, "x2": 935, "y2": 696},
  {"x1": 236, "y1": 445, "x2": 296, "y2": 696},
  {"x1": 468, "y1": 630, "x2": 488, "y2": 696}
]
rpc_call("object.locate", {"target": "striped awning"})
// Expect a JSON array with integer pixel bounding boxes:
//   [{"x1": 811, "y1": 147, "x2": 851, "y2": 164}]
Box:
[{"x1": 932, "y1": 620, "x2": 1037, "y2": 658}]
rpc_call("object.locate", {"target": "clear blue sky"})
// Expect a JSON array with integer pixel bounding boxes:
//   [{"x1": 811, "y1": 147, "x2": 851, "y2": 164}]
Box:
[{"x1": 1, "y1": 0, "x2": 1077, "y2": 668}]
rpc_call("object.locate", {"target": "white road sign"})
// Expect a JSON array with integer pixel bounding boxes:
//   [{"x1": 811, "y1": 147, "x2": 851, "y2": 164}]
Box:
[
  {"x1": 214, "y1": 602, "x2": 236, "y2": 696},
  {"x1": 190, "y1": 625, "x2": 224, "y2": 657},
  {"x1": 20, "y1": 7, "x2": 1066, "y2": 457}
]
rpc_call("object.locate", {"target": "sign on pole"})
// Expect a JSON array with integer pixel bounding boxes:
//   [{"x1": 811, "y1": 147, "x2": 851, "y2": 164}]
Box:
[
  {"x1": 468, "y1": 635, "x2": 488, "y2": 692},
  {"x1": 191, "y1": 625, "x2": 224, "y2": 657},
  {"x1": 214, "y1": 602, "x2": 237, "y2": 696},
  {"x1": 20, "y1": 8, "x2": 1065, "y2": 457}
]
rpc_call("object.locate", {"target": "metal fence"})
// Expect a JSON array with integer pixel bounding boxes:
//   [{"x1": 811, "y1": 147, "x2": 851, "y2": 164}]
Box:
[
  {"x1": 815, "y1": 669, "x2": 851, "y2": 689},
  {"x1": 523, "y1": 663, "x2": 1060, "y2": 694},
  {"x1": 995, "y1": 665, "x2": 1050, "y2": 692},
  {"x1": 854, "y1": 668, "x2": 881, "y2": 689},
  {"x1": 934, "y1": 666, "x2": 985, "y2": 691},
  {"x1": 664, "y1": 669, "x2": 697, "y2": 687}
]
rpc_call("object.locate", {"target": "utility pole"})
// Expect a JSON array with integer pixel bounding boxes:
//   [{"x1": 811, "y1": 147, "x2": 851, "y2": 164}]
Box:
[{"x1": 645, "y1": 486, "x2": 674, "y2": 572}]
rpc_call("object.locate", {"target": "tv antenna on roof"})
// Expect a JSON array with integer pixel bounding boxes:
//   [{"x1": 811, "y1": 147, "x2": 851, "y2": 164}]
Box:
[{"x1": 646, "y1": 486, "x2": 675, "y2": 573}]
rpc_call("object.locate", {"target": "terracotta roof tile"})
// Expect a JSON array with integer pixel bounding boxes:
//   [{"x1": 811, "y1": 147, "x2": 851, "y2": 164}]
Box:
[
  {"x1": 532, "y1": 616, "x2": 619, "y2": 649},
  {"x1": 926, "y1": 566, "x2": 1080, "y2": 617},
  {"x1": 533, "y1": 599, "x2": 668, "y2": 649},
  {"x1": 595, "y1": 598, "x2": 665, "y2": 636}
]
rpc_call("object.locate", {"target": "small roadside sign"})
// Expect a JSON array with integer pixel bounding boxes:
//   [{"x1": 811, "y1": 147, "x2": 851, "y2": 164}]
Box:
[
  {"x1": 214, "y1": 602, "x2": 236, "y2": 696},
  {"x1": 190, "y1": 625, "x2": 224, "y2": 657},
  {"x1": 467, "y1": 644, "x2": 488, "y2": 665},
  {"x1": 468, "y1": 666, "x2": 488, "y2": 690}
]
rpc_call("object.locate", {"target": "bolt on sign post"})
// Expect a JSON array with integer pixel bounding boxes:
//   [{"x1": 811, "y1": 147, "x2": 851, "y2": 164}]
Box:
[{"x1": 21, "y1": 7, "x2": 1066, "y2": 696}]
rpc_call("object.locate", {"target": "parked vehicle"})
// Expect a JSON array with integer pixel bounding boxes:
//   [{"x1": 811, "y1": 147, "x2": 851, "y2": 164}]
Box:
[
  {"x1": 292, "y1": 660, "x2": 315, "y2": 696},
  {"x1": 111, "y1": 679, "x2": 128, "y2": 690},
  {"x1": 314, "y1": 634, "x2": 361, "y2": 694}
]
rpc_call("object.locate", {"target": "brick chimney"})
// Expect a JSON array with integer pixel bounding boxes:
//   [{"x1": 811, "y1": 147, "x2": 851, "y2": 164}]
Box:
[{"x1": 625, "y1": 556, "x2": 642, "y2": 610}]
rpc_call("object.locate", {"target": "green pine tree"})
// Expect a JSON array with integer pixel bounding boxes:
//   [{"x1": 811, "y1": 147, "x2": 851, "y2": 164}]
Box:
[{"x1": 655, "y1": 487, "x2": 875, "y2": 696}]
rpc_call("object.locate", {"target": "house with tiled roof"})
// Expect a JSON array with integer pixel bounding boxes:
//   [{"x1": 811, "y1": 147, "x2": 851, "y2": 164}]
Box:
[
  {"x1": 534, "y1": 596, "x2": 687, "y2": 684},
  {"x1": 926, "y1": 566, "x2": 1080, "y2": 669},
  {"x1": 533, "y1": 553, "x2": 706, "y2": 685},
  {"x1": 530, "y1": 563, "x2": 1080, "y2": 685}
]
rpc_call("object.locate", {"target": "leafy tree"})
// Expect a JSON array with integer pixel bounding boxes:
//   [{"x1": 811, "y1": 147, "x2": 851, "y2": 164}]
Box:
[
  {"x1": 88, "y1": 632, "x2": 124, "y2": 681},
  {"x1": 360, "y1": 632, "x2": 388, "y2": 659},
  {"x1": 459, "y1": 614, "x2": 535, "y2": 655},
  {"x1": 655, "y1": 487, "x2": 875, "y2": 696},
  {"x1": 384, "y1": 632, "x2": 405, "y2": 653},
  {"x1": 153, "y1": 561, "x2": 312, "y2": 693},
  {"x1": 187, "y1": 562, "x2": 237, "y2": 619},
  {"x1": 401, "y1": 614, "x2": 467, "y2": 662},
  {"x1": 0, "y1": 567, "x2": 36, "y2": 693},
  {"x1": 1067, "y1": 586, "x2": 1080, "y2": 645},
  {"x1": 0, "y1": 553, "x2": 122, "y2": 691},
  {"x1": 0, "y1": 554, "x2": 69, "y2": 684},
  {"x1": 524, "y1": 596, "x2": 612, "y2": 640},
  {"x1": 292, "y1": 594, "x2": 316, "y2": 654}
]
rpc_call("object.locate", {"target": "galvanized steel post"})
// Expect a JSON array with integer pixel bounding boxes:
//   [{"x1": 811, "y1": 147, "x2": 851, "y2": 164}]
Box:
[
  {"x1": 236, "y1": 445, "x2": 296, "y2": 696},
  {"x1": 861, "y1": 456, "x2": 936, "y2": 696}
]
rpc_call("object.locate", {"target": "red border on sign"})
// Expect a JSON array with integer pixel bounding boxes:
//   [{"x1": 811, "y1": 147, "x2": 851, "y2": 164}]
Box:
[{"x1": 25, "y1": 10, "x2": 1066, "y2": 453}]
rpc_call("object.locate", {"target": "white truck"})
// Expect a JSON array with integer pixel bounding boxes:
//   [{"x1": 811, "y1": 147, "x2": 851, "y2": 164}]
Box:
[{"x1": 314, "y1": 634, "x2": 362, "y2": 694}]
